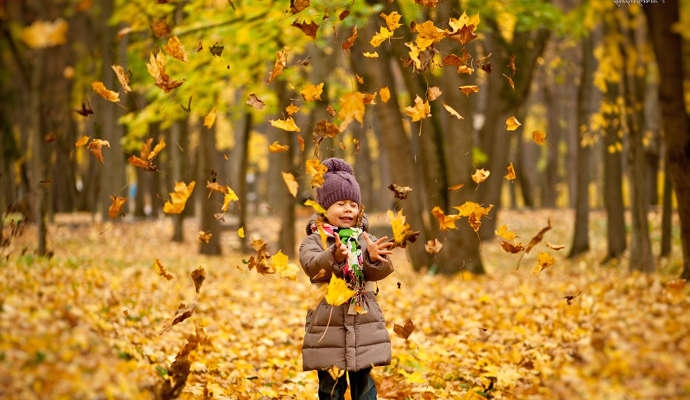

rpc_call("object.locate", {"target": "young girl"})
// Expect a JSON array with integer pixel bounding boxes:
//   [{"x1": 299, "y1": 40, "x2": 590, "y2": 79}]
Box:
[{"x1": 299, "y1": 158, "x2": 394, "y2": 400}]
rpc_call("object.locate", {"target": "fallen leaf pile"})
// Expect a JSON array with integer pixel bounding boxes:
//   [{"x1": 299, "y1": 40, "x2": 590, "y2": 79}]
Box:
[{"x1": 1, "y1": 211, "x2": 688, "y2": 399}]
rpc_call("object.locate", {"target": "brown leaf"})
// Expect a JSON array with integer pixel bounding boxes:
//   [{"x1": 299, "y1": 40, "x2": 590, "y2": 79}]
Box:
[
  {"x1": 191, "y1": 267, "x2": 205, "y2": 294},
  {"x1": 388, "y1": 183, "x2": 413, "y2": 200},
  {"x1": 393, "y1": 318, "x2": 415, "y2": 340},
  {"x1": 292, "y1": 20, "x2": 318, "y2": 39},
  {"x1": 525, "y1": 219, "x2": 552, "y2": 254},
  {"x1": 108, "y1": 195, "x2": 127, "y2": 219},
  {"x1": 87, "y1": 139, "x2": 110, "y2": 164},
  {"x1": 154, "y1": 258, "x2": 175, "y2": 280}
]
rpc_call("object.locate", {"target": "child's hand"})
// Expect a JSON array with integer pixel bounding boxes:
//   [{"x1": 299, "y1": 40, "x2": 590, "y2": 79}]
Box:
[
  {"x1": 363, "y1": 232, "x2": 393, "y2": 262},
  {"x1": 333, "y1": 234, "x2": 348, "y2": 263}
]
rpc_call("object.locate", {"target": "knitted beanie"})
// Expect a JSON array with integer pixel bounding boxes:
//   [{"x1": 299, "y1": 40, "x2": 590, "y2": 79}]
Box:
[{"x1": 316, "y1": 158, "x2": 361, "y2": 210}]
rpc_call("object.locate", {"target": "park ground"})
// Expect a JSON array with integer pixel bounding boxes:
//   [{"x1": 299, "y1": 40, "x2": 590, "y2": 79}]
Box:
[{"x1": 0, "y1": 209, "x2": 688, "y2": 399}]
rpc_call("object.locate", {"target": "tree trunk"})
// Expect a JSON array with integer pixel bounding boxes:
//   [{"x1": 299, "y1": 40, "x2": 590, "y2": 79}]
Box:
[
  {"x1": 568, "y1": 33, "x2": 597, "y2": 259},
  {"x1": 30, "y1": 49, "x2": 48, "y2": 255},
  {"x1": 198, "y1": 123, "x2": 221, "y2": 255},
  {"x1": 237, "y1": 111, "x2": 251, "y2": 253},
  {"x1": 660, "y1": 155, "x2": 672, "y2": 258},
  {"x1": 601, "y1": 80, "x2": 626, "y2": 263}
]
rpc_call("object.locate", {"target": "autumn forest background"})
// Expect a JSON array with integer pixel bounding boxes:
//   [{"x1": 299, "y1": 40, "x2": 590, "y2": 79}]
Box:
[{"x1": 1, "y1": 0, "x2": 690, "y2": 399}]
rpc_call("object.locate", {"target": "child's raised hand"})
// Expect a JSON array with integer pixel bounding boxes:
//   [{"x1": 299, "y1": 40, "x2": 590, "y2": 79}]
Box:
[
  {"x1": 333, "y1": 234, "x2": 348, "y2": 263},
  {"x1": 363, "y1": 232, "x2": 393, "y2": 262}
]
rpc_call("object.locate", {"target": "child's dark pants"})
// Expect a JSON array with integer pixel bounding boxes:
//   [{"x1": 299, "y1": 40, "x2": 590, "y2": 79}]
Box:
[{"x1": 317, "y1": 368, "x2": 377, "y2": 400}]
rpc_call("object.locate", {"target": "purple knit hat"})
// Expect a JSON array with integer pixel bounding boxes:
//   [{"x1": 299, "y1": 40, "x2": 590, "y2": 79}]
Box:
[{"x1": 316, "y1": 158, "x2": 361, "y2": 210}]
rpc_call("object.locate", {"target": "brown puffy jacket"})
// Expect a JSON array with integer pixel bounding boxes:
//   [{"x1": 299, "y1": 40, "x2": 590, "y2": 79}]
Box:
[{"x1": 299, "y1": 220, "x2": 393, "y2": 372}]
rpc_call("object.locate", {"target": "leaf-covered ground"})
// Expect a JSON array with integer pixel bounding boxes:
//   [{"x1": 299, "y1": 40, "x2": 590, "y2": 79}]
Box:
[{"x1": 1, "y1": 210, "x2": 688, "y2": 399}]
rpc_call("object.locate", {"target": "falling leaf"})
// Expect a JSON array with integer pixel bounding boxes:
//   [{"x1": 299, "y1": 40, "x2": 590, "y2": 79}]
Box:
[
  {"x1": 427, "y1": 86, "x2": 442, "y2": 101},
  {"x1": 448, "y1": 12, "x2": 480, "y2": 45},
  {"x1": 342, "y1": 26, "x2": 357, "y2": 50},
  {"x1": 448, "y1": 183, "x2": 465, "y2": 191},
  {"x1": 87, "y1": 139, "x2": 110, "y2": 164},
  {"x1": 282, "y1": 172, "x2": 299, "y2": 197},
  {"x1": 381, "y1": 11, "x2": 403, "y2": 31},
  {"x1": 128, "y1": 155, "x2": 158, "y2": 172},
  {"x1": 393, "y1": 318, "x2": 415, "y2": 340},
  {"x1": 75, "y1": 136, "x2": 90, "y2": 147},
  {"x1": 425, "y1": 238, "x2": 443, "y2": 255},
  {"x1": 502, "y1": 73, "x2": 515, "y2": 89},
  {"x1": 91, "y1": 81, "x2": 119, "y2": 102},
  {"x1": 21, "y1": 19, "x2": 68, "y2": 48},
  {"x1": 443, "y1": 104, "x2": 464, "y2": 119},
  {"x1": 270, "y1": 117, "x2": 300, "y2": 133},
  {"x1": 304, "y1": 199, "x2": 326, "y2": 215},
  {"x1": 301, "y1": 82, "x2": 324, "y2": 102},
  {"x1": 379, "y1": 87, "x2": 391, "y2": 103},
  {"x1": 237, "y1": 226, "x2": 245, "y2": 238},
  {"x1": 524, "y1": 219, "x2": 552, "y2": 254},
  {"x1": 204, "y1": 107, "x2": 217, "y2": 129},
  {"x1": 500, "y1": 240, "x2": 524, "y2": 254},
  {"x1": 246, "y1": 93, "x2": 265, "y2": 110},
  {"x1": 269, "y1": 141, "x2": 289, "y2": 153},
  {"x1": 472, "y1": 168, "x2": 490, "y2": 184},
  {"x1": 546, "y1": 242, "x2": 565, "y2": 251},
  {"x1": 209, "y1": 42, "x2": 224, "y2": 56},
  {"x1": 154, "y1": 258, "x2": 175, "y2": 280},
  {"x1": 505, "y1": 162, "x2": 516, "y2": 181},
  {"x1": 506, "y1": 116, "x2": 522, "y2": 131},
  {"x1": 413, "y1": 20, "x2": 446, "y2": 50},
  {"x1": 370, "y1": 26, "x2": 393, "y2": 48},
  {"x1": 75, "y1": 101, "x2": 94, "y2": 117},
  {"x1": 459, "y1": 85, "x2": 480, "y2": 96},
  {"x1": 198, "y1": 231, "x2": 212, "y2": 243},
  {"x1": 387, "y1": 209, "x2": 420, "y2": 249},
  {"x1": 388, "y1": 183, "x2": 413, "y2": 200},
  {"x1": 108, "y1": 195, "x2": 127, "y2": 219},
  {"x1": 150, "y1": 19, "x2": 170, "y2": 38},
  {"x1": 306, "y1": 159, "x2": 327, "y2": 187},
  {"x1": 191, "y1": 267, "x2": 205, "y2": 294},
  {"x1": 267, "y1": 48, "x2": 287, "y2": 83},
  {"x1": 163, "y1": 181, "x2": 196, "y2": 214},
  {"x1": 270, "y1": 251, "x2": 299, "y2": 280},
  {"x1": 160, "y1": 303, "x2": 196, "y2": 334},
  {"x1": 164, "y1": 35, "x2": 187, "y2": 62},
  {"x1": 431, "y1": 206, "x2": 460, "y2": 231},
  {"x1": 454, "y1": 201, "x2": 494, "y2": 232},
  {"x1": 222, "y1": 187, "x2": 239, "y2": 212},
  {"x1": 325, "y1": 274, "x2": 356, "y2": 306},
  {"x1": 532, "y1": 130, "x2": 547, "y2": 145},
  {"x1": 146, "y1": 51, "x2": 184, "y2": 93},
  {"x1": 495, "y1": 225, "x2": 516, "y2": 241},
  {"x1": 532, "y1": 252, "x2": 555, "y2": 273},
  {"x1": 206, "y1": 181, "x2": 227, "y2": 194},
  {"x1": 404, "y1": 95, "x2": 431, "y2": 122},
  {"x1": 292, "y1": 20, "x2": 319, "y2": 39},
  {"x1": 111, "y1": 65, "x2": 131, "y2": 93}
]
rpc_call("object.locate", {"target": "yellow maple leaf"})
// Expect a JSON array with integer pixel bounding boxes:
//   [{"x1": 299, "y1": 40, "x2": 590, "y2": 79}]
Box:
[
  {"x1": 325, "y1": 274, "x2": 356, "y2": 306},
  {"x1": 304, "y1": 199, "x2": 327, "y2": 215},
  {"x1": 459, "y1": 85, "x2": 480, "y2": 96},
  {"x1": 270, "y1": 117, "x2": 300, "y2": 132},
  {"x1": 431, "y1": 206, "x2": 461, "y2": 231},
  {"x1": 379, "y1": 87, "x2": 391, "y2": 103},
  {"x1": 506, "y1": 115, "x2": 522, "y2": 131},
  {"x1": 21, "y1": 19, "x2": 68, "y2": 48},
  {"x1": 454, "y1": 201, "x2": 494, "y2": 232},
  {"x1": 505, "y1": 162, "x2": 516, "y2": 181},
  {"x1": 285, "y1": 103, "x2": 300, "y2": 116},
  {"x1": 301, "y1": 82, "x2": 324, "y2": 102},
  {"x1": 338, "y1": 92, "x2": 367, "y2": 129},
  {"x1": 495, "y1": 224, "x2": 516, "y2": 241},
  {"x1": 147, "y1": 137, "x2": 166, "y2": 161},
  {"x1": 388, "y1": 209, "x2": 410, "y2": 244},
  {"x1": 204, "y1": 107, "x2": 217, "y2": 128},
  {"x1": 405, "y1": 42, "x2": 422, "y2": 70},
  {"x1": 306, "y1": 158, "x2": 328, "y2": 187},
  {"x1": 75, "y1": 135, "x2": 90, "y2": 147},
  {"x1": 163, "y1": 181, "x2": 196, "y2": 214},
  {"x1": 370, "y1": 26, "x2": 393, "y2": 48},
  {"x1": 91, "y1": 81, "x2": 119, "y2": 102},
  {"x1": 472, "y1": 168, "x2": 490, "y2": 184},
  {"x1": 533, "y1": 252, "x2": 555, "y2": 273},
  {"x1": 268, "y1": 141, "x2": 289, "y2": 153},
  {"x1": 363, "y1": 51, "x2": 379, "y2": 58},
  {"x1": 281, "y1": 171, "x2": 299, "y2": 197},
  {"x1": 404, "y1": 95, "x2": 431, "y2": 122},
  {"x1": 222, "y1": 186, "x2": 239, "y2": 212},
  {"x1": 163, "y1": 35, "x2": 187, "y2": 62},
  {"x1": 380, "y1": 11, "x2": 402, "y2": 31},
  {"x1": 414, "y1": 20, "x2": 447, "y2": 50},
  {"x1": 270, "y1": 250, "x2": 299, "y2": 280}
]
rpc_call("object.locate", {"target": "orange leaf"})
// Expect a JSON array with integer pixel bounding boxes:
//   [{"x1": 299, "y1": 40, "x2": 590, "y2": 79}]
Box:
[
  {"x1": 379, "y1": 87, "x2": 391, "y2": 103},
  {"x1": 282, "y1": 171, "x2": 299, "y2": 198},
  {"x1": 164, "y1": 35, "x2": 187, "y2": 62},
  {"x1": 128, "y1": 155, "x2": 158, "y2": 171},
  {"x1": 427, "y1": 86, "x2": 442, "y2": 101},
  {"x1": 505, "y1": 162, "x2": 516, "y2": 181},
  {"x1": 431, "y1": 206, "x2": 460, "y2": 231},
  {"x1": 306, "y1": 158, "x2": 327, "y2": 187},
  {"x1": 525, "y1": 219, "x2": 552, "y2": 254},
  {"x1": 153, "y1": 258, "x2": 174, "y2": 280},
  {"x1": 532, "y1": 130, "x2": 547, "y2": 145},
  {"x1": 87, "y1": 139, "x2": 110, "y2": 164},
  {"x1": 532, "y1": 252, "x2": 555, "y2": 273},
  {"x1": 108, "y1": 195, "x2": 127, "y2": 219},
  {"x1": 448, "y1": 183, "x2": 465, "y2": 191},
  {"x1": 267, "y1": 48, "x2": 287, "y2": 83},
  {"x1": 75, "y1": 135, "x2": 90, "y2": 147},
  {"x1": 459, "y1": 85, "x2": 480, "y2": 96},
  {"x1": 471, "y1": 168, "x2": 490, "y2": 184},
  {"x1": 342, "y1": 26, "x2": 358, "y2": 50},
  {"x1": 404, "y1": 95, "x2": 431, "y2": 122},
  {"x1": 91, "y1": 81, "x2": 119, "y2": 102},
  {"x1": 204, "y1": 107, "x2": 217, "y2": 128},
  {"x1": 198, "y1": 231, "x2": 212, "y2": 243},
  {"x1": 454, "y1": 201, "x2": 494, "y2": 232},
  {"x1": 21, "y1": 19, "x2": 68, "y2": 48},
  {"x1": 506, "y1": 115, "x2": 522, "y2": 131},
  {"x1": 500, "y1": 240, "x2": 524, "y2": 254},
  {"x1": 393, "y1": 318, "x2": 415, "y2": 340}
]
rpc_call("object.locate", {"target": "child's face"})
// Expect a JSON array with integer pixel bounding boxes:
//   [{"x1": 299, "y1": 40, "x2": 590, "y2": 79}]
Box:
[{"x1": 325, "y1": 200, "x2": 360, "y2": 228}]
